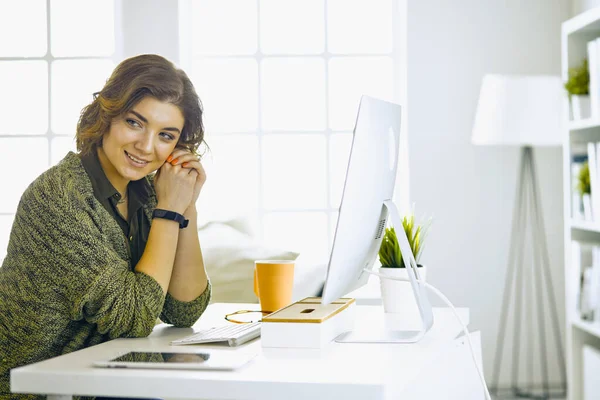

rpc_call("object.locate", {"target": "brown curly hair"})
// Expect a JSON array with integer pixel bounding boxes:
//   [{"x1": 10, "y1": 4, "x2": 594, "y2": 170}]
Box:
[{"x1": 76, "y1": 54, "x2": 204, "y2": 156}]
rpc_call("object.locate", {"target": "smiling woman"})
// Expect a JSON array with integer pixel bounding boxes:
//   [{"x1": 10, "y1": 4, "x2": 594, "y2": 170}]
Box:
[{"x1": 0, "y1": 54, "x2": 211, "y2": 400}]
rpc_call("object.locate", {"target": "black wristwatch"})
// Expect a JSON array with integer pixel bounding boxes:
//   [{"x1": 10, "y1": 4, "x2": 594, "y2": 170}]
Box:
[{"x1": 152, "y1": 209, "x2": 189, "y2": 229}]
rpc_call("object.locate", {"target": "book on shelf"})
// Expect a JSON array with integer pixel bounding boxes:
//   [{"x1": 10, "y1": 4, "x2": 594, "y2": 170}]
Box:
[
  {"x1": 588, "y1": 142, "x2": 600, "y2": 222},
  {"x1": 572, "y1": 240, "x2": 600, "y2": 322},
  {"x1": 571, "y1": 148, "x2": 588, "y2": 221},
  {"x1": 582, "y1": 268, "x2": 595, "y2": 321},
  {"x1": 570, "y1": 141, "x2": 600, "y2": 224},
  {"x1": 583, "y1": 345, "x2": 600, "y2": 398},
  {"x1": 571, "y1": 241, "x2": 584, "y2": 318},
  {"x1": 591, "y1": 247, "x2": 600, "y2": 315},
  {"x1": 587, "y1": 38, "x2": 600, "y2": 120},
  {"x1": 584, "y1": 194, "x2": 593, "y2": 221},
  {"x1": 589, "y1": 39, "x2": 600, "y2": 120}
]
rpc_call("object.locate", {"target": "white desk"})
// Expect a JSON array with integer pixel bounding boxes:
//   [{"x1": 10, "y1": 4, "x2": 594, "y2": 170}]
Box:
[{"x1": 11, "y1": 303, "x2": 485, "y2": 400}]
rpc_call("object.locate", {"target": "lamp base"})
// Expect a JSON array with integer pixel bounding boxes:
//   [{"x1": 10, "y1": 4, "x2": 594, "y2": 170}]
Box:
[
  {"x1": 490, "y1": 385, "x2": 566, "y2": 400},
  {"x1": 490, "y1": 146, "x2": 566, "y2": 400}
]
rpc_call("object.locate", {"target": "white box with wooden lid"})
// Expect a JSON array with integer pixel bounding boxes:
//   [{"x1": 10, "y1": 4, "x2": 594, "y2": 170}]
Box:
[{"x1": 260, "y1": 297, "x2": 356, "y2": 348}]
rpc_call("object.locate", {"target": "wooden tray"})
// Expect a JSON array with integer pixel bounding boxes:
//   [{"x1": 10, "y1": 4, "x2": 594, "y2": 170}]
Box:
[{"x1": 262, "y1": 297, "x2": 355, "y2": 324}]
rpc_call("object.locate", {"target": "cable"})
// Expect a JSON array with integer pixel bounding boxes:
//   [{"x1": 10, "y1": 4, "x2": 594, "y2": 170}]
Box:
[{"x1": 363, "y1": 268, "x2": 492, "y2": 400}]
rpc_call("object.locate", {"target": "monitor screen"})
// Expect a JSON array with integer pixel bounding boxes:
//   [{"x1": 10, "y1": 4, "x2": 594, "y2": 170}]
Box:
[{"x1": 321, "y1": 96, "x2": 402, "y2": 305}]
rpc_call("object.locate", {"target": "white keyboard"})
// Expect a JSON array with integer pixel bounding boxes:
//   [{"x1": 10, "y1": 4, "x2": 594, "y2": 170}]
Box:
[{"x1": 171, "y1": 322, "x2": 261, "y2": 347}]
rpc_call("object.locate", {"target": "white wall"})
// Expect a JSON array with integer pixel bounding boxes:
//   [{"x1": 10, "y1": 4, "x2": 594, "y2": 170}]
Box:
[
  {"x1": 574, "y1": 0, "x2": 600, "y2": 14},
  {"x1": 407, "y1": 0, "x2": 571, "y2": 387}
]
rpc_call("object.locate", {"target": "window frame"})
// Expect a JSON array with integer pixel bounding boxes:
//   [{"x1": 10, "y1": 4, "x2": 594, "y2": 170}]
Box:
[
  {"x1": 0, "y1": 0, "x2": 121, "y2": 260},
  {"x1": 178, "y1": 0, "x2": 409, "y2": 262}
]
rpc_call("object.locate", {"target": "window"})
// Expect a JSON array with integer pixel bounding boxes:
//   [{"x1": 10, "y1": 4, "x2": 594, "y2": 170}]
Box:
[
  {"x1": 180, "y1": 0, "x2": 404, "y2": 263},
  {"x1": 0, "y1": 0, "x2": 116, "y2": 260},
  {"x1": 0, "y1": 1, "x2": 407, "y2": 264}
]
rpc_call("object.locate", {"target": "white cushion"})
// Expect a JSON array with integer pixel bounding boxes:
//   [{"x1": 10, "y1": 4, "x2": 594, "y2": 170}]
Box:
[{"x1": 198, "y1": 219, "x2": 327, "y2": 304}]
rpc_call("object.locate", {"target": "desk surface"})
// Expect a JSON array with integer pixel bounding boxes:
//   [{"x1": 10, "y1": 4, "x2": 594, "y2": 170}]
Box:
[{"x1": 11, "y1": 303, "x2": 469, "y2": 400}]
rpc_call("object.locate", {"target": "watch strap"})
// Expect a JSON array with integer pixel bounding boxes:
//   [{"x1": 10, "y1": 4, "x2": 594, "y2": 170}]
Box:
[{"x1": 152, "y1": 209, "x2": 189, "y2": 229}]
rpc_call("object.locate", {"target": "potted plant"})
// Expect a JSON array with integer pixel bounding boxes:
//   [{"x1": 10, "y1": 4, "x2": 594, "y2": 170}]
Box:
[
  {"x1": 578, "y1": 161, "x2": 592, "y2": 220},
  {"x1": 564, "y1": 59, "x2": 590, "y2": 120},
  {"x1": 377, "y1": 211, "x2": 432, "y2": 314}
]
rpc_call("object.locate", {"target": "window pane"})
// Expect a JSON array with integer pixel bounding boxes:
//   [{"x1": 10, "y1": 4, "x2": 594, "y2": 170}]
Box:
[
  {"x1": 0, "y1": 214, "x2": 16, "y2": 262},
  {"x1": 51, "y1": 136, "x2": 77, "y2": 165},
  {"x1": 261, "y1": 58, "x2": 326, "y2": 131},
  {"x1": 263, "y1": 212, "x2": 329, "y2": 262},
  {"x1": 328, "y1": 56, "x2": 394, "y2": 130},
  {"x1": 0, "y1": 61, "x2": 48, "y2": 135},
  {"x1": 262, "y1": 134, "x2": 326, "y2": 209},
  {"x1": 50, "y1": 0, "x2": 115, "y2": 57},
  {"x1": 51, "y1": 60, "x2": 114, "y2": 134},
  {"x1": 196, "y1": 134, "x2": 259, "y2": 226},
  {"x1": 260, "y1": 0, "x2": 324, "y2": 55},
  {"x1": 328, "y1": 0, "x2": 392, "y2": 54},
  {"x1": 329, "y1": 133, "x2": 353, "y2": 208},
  {"x1": 191, "y1": 59, "x2": 258, "y2": 132},
  {"x1": 191, "y1": 0, "x2": 257, "y2": 56},
  {"x1": 0, "y1": 138, "x2": 49, "y2": 213},
  {"x1": 0, "y1": 0, "x2": 46, "y2": 57}
]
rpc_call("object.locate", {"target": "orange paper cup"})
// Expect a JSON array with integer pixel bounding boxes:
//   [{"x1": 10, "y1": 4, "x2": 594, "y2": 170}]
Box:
[{"x1": 253, "y1": 260, "x2": 295, "y2": 313}]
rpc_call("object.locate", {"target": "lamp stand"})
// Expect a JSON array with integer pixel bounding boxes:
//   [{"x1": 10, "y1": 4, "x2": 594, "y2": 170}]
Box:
[{"x1": 491, "y1": 146, "x2": 566, "y2": 399}]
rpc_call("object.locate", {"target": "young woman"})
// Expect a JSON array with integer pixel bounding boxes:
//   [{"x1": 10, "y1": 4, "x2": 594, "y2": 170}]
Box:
[{"x1": 0, "y1": 54, "x2": 211, "y2": 399}]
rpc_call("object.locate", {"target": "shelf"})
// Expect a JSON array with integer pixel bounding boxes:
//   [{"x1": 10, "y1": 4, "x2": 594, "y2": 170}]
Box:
[
  {"x1": 572, "y1": 316, "x2": 600, "y2": 339},
  {"x1": 562, "y1": 9, "x2": 600, "y2": 400},
  {"x1": 569, "y1": 118, "x2": 600, "y2": 131},
  {"x1": 563, "y1": 7, "x2": 600, "y2": 35},
  {"x1": 571, "y1": 219, "x2": 600, "y2": 232}
]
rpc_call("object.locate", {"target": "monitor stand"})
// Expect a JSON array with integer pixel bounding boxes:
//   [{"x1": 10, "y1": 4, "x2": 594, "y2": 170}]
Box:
[{"x1": 334, "y1": 200, "x2": 434, "y2": 344}]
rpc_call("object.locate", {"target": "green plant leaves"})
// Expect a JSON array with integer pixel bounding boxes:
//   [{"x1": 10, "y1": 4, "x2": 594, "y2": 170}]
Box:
[
  {"x1": 378, "y1": 212, "x2": 432, "y2": 268},
  {"x1": 578, "y1": 162, "x2": 591, "y2": 196},
  {"x1": 564, "y1": 59, "x2": 590, "y2": 96}
]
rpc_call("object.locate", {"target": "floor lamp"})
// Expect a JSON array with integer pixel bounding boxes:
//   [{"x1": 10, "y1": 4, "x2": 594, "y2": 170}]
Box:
[{"x1": 471, "y1": 74, "x2": 566, "y2": 399}]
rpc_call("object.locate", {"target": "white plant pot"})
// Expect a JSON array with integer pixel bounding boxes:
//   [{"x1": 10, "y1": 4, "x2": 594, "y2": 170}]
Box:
[
  {"x1": 378, "y1": 265, "x2": 426, "y2": 317},
  {"x1": 571, "y1": 95, "x2": 591, "y2": 120}
]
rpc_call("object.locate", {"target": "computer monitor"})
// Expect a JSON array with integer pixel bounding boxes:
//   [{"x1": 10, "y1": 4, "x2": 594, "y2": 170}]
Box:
[{"x1": 320, "y1": 95, "x2": 433, "y2": 343}]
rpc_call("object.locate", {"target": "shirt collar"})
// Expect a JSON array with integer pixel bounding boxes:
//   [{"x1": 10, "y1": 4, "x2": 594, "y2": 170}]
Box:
[{"x1": 80, "y1": 148, "x2": 151, "y2": 204}]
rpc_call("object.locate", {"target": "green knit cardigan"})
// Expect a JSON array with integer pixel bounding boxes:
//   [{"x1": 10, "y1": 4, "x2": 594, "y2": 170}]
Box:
[{"x1": 0, "y1": 152, "x2": 211, "y2": 399}]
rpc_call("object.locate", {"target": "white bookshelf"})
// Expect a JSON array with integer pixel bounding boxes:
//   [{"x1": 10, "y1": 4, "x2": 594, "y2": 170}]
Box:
[
  {"x1": 563, "y1": 7, "x2": 600, "y2": 400},
  {"x1": 572, "y1": 315, "x2": 600, "y2": 338},
  {"x1": 569, "y1": 118, "x2": 600, "y2": 131},
  {"x1": 571, "y1": 219, "x2": 600, "y2": 232}
]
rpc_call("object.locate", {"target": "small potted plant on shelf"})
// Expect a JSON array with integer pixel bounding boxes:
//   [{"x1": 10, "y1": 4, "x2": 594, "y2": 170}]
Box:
[
  {"x1": 564, "y1": 59, "x2": 590, "y2": 120},
  {"x1": 377, "y1": 209, "x2": 432, "y2": 314},
  {"x1": 578, "y1": 161, "x2": 592, "y2": 221}
]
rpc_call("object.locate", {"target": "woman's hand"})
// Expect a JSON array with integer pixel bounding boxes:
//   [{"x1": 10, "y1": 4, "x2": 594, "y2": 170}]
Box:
[
  {"x1": 154, "y1": 154, "x2": 199, "y2": 215},
  {"x1": 166, "y1": 148, "x2": 207, "y2": 212}
]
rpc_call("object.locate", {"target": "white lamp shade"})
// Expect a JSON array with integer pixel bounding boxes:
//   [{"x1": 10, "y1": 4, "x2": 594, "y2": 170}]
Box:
[{"x1": 471, "y1": 74, "x2": 563, "y2": 146}]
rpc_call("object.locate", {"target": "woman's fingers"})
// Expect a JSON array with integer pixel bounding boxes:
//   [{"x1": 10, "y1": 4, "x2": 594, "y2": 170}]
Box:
[
  {"x1": 161, "y1": 159, "x2": 195, "y2": 176},
  {"x1": 166, "y1": 149, "x2": 199, "y2": 166},
  {"x1": 179, "y1": 159, "x2": 204, "y2": 176}
]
